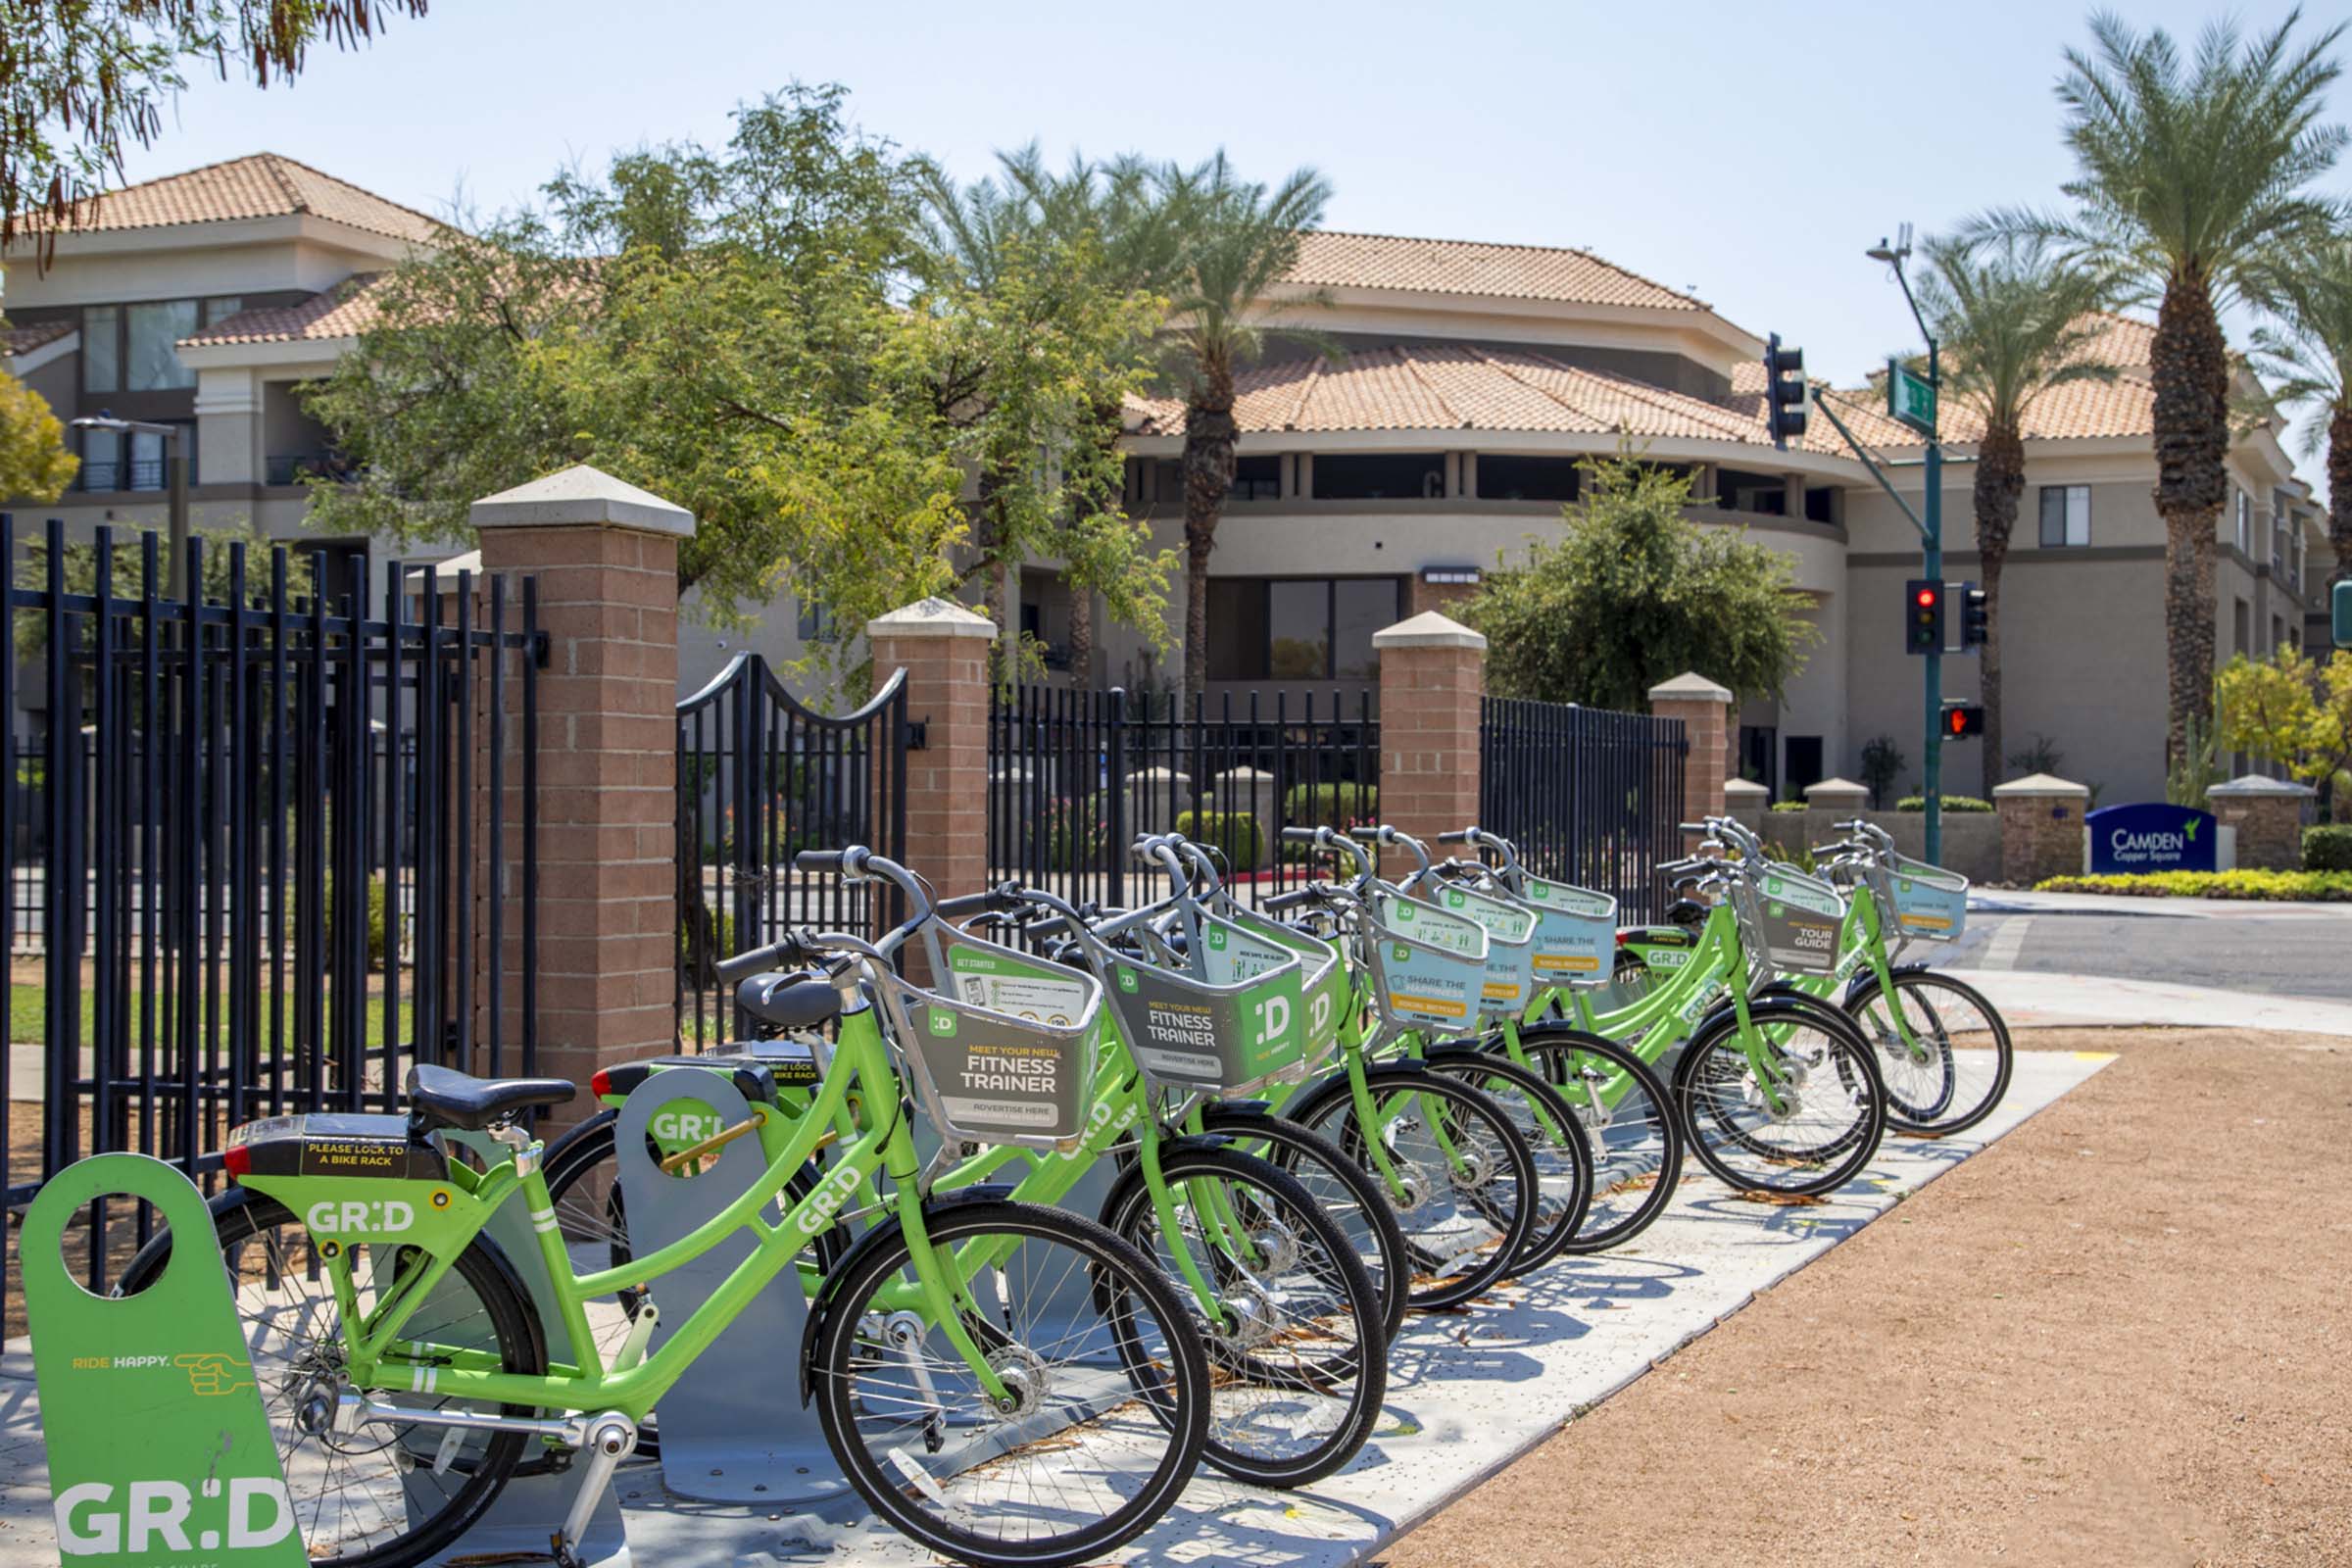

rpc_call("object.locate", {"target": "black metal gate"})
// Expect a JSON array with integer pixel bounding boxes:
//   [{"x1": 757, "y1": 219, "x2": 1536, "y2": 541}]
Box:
[
  {"x1": 1480, "y1": 696, "x2": 1687, "y2": 921},
  {"x1": 988, "y1": 687, "x2": 1379, "y2": 913},
  {"x1": 674, "y1": 656, "x2": 907, "y2": 1050},
  {"x1": 1, "y1": 515, "x2": 542, "y2": 1327}
]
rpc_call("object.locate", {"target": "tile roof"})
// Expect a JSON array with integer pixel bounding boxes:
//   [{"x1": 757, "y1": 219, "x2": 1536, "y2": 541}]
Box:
[
  {"x1": 1128, "y1": 342, "x2": 1775, "y2": 446},
  {"x1": 179, "y1": 274, "x2": 390, "y2": 347},
  {"x1": 1809, "y1": 311, "x2": 2162, "y2": 450},
  {"x1": 1, "y1": 319, "x2": 74, "y2": 356},
  {"x1": 48, "y1": 154, "x2": 442, "y2": 243},
  {"x1": 1282, "y1": 231, "x2": 1706, "y2": 313}
]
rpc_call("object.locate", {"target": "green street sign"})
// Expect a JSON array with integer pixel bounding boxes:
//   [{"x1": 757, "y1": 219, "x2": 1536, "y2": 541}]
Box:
[{"x1": 1887, "y1": 358, "x2": 1936, "y2": 435}]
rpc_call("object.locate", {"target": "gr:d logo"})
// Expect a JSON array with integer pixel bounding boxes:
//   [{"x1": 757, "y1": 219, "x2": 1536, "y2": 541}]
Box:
[{"x1": 56, "y1": 1476, "x2": 294, "y2": 1555}]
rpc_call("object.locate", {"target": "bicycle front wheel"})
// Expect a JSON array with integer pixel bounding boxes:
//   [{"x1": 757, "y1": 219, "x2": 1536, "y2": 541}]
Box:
[
  {"x1": 810, "y1": 1199, "x2": 1209, "y2": 1568},
  {"x1": 1502, "y1": 1025, "x2": 1685, "y2": 1252},
  {"x1": 1846, "y1": 969, "x2": 2013, "y2": 1136},
  {"x1": 1678, "y1": 1000, "x2": 1886, "y2": 1197},
  {"x1": 1100, "y1": 1143, "x2": 1386, "y2": 1488},
  {"x1": 1421, "y1": 1044, "x2": 1593, "y2": 1274}
]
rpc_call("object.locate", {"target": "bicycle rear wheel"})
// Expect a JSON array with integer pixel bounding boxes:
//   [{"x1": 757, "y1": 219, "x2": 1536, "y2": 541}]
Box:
[
  {"x1": 810, "y1": 1199, "x2": 1209, "y2": 1568},
  {"x1": 1420, "y1": 1044, "x2": 1593, "y2": 1273},
  {"x1": 1100, "y1": 1144, "x2": 1386, "y2": 1488},
  {"x1": 1846, "y1": 969, "x2": 2013, "y2": 1136},
  {"x1": 1499, "y1": 1025, "x2": 1684, "y2": 1252}
]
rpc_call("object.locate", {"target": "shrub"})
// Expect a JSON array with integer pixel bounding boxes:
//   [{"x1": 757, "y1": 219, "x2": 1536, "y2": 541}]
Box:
[
  {"x1": 1858, "y1": 734, "x2": 1905, "y2": 808},
  {"x1": 1768, "y1": 800, "x2": 1807, "y2": 813},
  {"x1": 1174, "y1": 809, "x2": 1264, "y2": 873},
  {"x1": 1895, "y1": 794, "x2": 1993, "y2": 813},
  {"x1": 286, "y1": 876, "x2": 390, "y2": 969},
  {"x1": 1042, "y1": 796, "x2": 1108, "y2": 872},
  {"x1": 2034, "y1": 870, "x2": 2352, "y2": 903},
  {"x1": 2304, "y1": 824, "x2": 2352, "y2": 873},
  {"x1": 1281, "y1": 781, "x2": 1376, "y2": 828}
]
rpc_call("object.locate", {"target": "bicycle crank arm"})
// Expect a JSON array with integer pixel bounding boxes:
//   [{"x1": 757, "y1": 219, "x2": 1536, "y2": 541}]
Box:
[{"x1": 331, "y1": 1390, "x2": 600, "y2": 1446}]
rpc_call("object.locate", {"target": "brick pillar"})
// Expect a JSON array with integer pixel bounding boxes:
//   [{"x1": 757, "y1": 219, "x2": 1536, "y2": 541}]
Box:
[
  {"x1": 1647, "y1": 671, "x2": 1734, "y2": 839},
  {"x1": 867, "y1": 598, "x2": 997, "y2": 927},
  {"x1": 1373, "y1": 612, "x2": 1486, "y2": 878},
  {"x1": 2207, "y1": 775, "x2": 2315, "y2": 870},
  {"x1": 471, "y1": 465, "x2": 693, "y2": 1123},
  {"x1": 1992, "y1": 773, "x2": 2089, "y2": 886}
]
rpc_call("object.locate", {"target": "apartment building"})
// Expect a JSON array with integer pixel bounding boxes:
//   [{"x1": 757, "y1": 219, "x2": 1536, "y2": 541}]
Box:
[{"x1": 3, "y1": 156, "x2": 2331, "y2": 804}]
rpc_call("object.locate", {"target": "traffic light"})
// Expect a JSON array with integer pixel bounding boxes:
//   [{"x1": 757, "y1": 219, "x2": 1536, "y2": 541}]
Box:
[
  {"x1": 1763, "y1": 333, "x2": 1807, "y2": 449},
  {"x1": 2335, "y1": 578, "x2": 2352, "y2": 649},
  {"x1": 1958, "y1": 583, "x2": 1989, "y2": 649},
  {"x1": 1904, "y1": 579, "x2": 1943, "y2": 655},
  {"x1": 1942, "y1": 701, "x2": 1984, "y2": 739}
]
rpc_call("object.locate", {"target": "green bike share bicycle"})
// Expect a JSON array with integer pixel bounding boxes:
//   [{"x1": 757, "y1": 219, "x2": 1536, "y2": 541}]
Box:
[
  {"x1": 120, "y1": 846, "x2": 1217, "y2": 1568},
  {"x1": 1465, "y1": 829, "x2": 1891, "y2": 1198},
  {"x1": 1685, "y1": 814, "x2": 2013, "y2": 1137}
]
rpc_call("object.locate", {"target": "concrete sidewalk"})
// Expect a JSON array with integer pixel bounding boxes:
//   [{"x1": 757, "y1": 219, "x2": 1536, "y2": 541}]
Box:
[
  {"x1": 1971, "y1": 887, "x2": 2352, "y2": 919},
  {"x1": 1947, "y1": 967, "x2": 2352, "y2": 1038}
]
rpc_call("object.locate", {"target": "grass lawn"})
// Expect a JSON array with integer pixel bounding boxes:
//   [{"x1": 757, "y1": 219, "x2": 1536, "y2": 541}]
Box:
[{"x1": 9, "y1": 984, "x2": 413, "y2": 1053}]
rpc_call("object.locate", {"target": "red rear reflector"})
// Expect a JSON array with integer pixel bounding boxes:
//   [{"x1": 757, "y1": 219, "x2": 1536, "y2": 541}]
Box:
[
  {"x1": 589, "y1": 1069, "x2": 612, "y2": 1099},
  {"x1": 223, "y1": 1144, "x2": 251, "y2": 1179}
]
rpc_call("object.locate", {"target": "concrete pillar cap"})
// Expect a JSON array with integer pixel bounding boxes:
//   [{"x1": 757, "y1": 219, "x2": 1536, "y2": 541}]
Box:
[
  {"x1": 1990, "y1": 773, "x2": 2090, "y2": 799},
  {"x1": 1804, "y1": 776, "x2": 1869, "y2": 799},
  {"x1": 2207, "y1": 774, "x2": 2317, "y2": 797},
  {"x1": 469, "y1": 464, "x2": 696, "y2": 537},
  {"x1": 1372, "y1": 612, "x2": 1487, "y2": 651},
  {"x1": 1646, "y1": 671, "x2": 1733, "y2": 704},
  {"x1": 1724, "y1": 778, "x2": 1770, "y2": 804},
  {"x1": 866, "y1": 597, "x2": 999, "y2": 641}
]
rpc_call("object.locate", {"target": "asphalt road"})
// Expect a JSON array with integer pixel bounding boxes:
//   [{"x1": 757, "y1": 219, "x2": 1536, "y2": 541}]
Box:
[{"x1": 1946, "y1": 896, "x2": 2352, "y2": 1000}]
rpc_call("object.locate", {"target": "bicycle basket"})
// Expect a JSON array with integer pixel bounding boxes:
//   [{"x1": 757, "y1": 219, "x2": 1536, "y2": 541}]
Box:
[
  {"x1": 1102, "y1": 911, "x2": 1306, "y2": 1095},
  {"x1": 894, "y1": 924, "x2": 1102, "y2": 1149},
  {"x1": 1886, "y1": 855, "x2": 1968, "y2": 941},
  {"x1": 1748, "y1": 866, "x2": 1846, "y2": 976},
  {"x1": 1415, "y1": 882, "x2": 1538, "y2": 1014},
  {"x1": 1516, "y1": 876, "x2": 1618, "y2": 984},
  {"x1": 1212, "y1": 904, "x2": 1347, "y2": 1072},
  {"x1": 1366, "y1": 889, "x2": 1490, "y2": 1028}
]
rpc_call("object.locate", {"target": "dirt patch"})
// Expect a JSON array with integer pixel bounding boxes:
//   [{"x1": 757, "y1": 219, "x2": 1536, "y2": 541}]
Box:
[{"x1": 1378, "y1": 1029, "x2": 2352, "y2": 1568}]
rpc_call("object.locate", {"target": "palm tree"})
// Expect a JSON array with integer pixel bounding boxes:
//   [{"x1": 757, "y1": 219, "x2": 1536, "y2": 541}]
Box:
[
  {"x1": 1916, "y1": 237, "x2": 2116, "y2": 793},
  {"x1": 2246, "y1": 233, "x2": 2352, "y2": 592},
  {"x1": 1154, "y1": 153, "x2": 1333, "y2": 700},
  {"x1": 1972, "y1": 10, "x2": 2346, "y2": 767}
]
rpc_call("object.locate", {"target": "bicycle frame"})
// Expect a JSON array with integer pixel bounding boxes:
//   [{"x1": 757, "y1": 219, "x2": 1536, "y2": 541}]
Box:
[{"x1": 235, "y1": 1001, "x2": 1024, "y2": 1422}]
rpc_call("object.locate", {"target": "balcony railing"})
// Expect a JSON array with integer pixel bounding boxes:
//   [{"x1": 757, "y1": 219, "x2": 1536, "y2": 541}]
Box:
[
  {"x1": 267, "y1": 452, "x2": 357, "y2": 486},
  {"x1": 76, "y1": 460, "x2": 166, "y2": 493}
]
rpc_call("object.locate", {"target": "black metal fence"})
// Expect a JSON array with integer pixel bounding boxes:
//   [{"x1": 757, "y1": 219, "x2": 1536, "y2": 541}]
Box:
[
  {"x1": 1480, "y1": 696, "x2": 1687, "y2": 922},
  {"x1": 1, "y1": 514, "x2": 542, "y2": 1321},
  {"x1": 674, "y1": 656, "x2": 908, "y2": 1050},
  {"x1": 987, "y1": 686, "x2": 1379, "y2": 912}
]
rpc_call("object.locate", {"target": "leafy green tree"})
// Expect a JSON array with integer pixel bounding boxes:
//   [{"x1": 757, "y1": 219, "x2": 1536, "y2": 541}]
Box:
[
  {"x1": 0, "y1": 349, "x2": 76, "y2": 502},
  {"x1": 2215, "y1": 647, "x2": 2352, "y2": 790},
  {"x1": 1462, "y1": 450, "x2": 1819, "y2": 710},
  {"x1": 1915, "y1": 235, "x2": 2115, "y2": 793},
  {"x1": 2245, "y1": 233, "x2": 2352, "y2": 587},
  {"x1": 1972, "y1": 9, "x2": 2347, "y2": 768},
  {"x1": 1154, "y1": 154, "x2": 1333, "y2": 699},
  {"x1": 2, "y1": 0, "x2": 428, "y2": 252}
]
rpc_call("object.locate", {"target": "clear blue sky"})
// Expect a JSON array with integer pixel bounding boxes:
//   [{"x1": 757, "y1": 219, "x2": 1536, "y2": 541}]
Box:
[{"x1": 111, "y1": 0, "x2": 2349, "y2": 475}]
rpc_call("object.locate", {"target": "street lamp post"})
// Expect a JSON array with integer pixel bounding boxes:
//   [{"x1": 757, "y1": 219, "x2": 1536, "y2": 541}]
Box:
[
  {"x1": 1863, "y1": 233, "x2": 1944, "y2": 866},
  {"x1": 67, "y1": 414, "x2": 190, "y2": 599}
]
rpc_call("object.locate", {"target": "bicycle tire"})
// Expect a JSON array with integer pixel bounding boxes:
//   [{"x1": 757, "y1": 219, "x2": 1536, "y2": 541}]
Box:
[
  {"x1": 1844, "y1": 969, "x2": 2014, "y2": 1136},
  {"x1": 1676, "y1": 998, "x2": 1886, "y2": 1197},
  {"x1": 1489, "y1": 1023, "x2": 1685, "y2": 1252},
  {"x1": 1418, "y1": 1044, "x2": 1594, "y2": 1273}
]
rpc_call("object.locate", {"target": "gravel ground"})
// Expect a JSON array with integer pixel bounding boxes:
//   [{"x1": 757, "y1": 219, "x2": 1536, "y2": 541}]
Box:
[{"x1": 1378, "y1": 1029, "x2": 2352, "y2": 1568}]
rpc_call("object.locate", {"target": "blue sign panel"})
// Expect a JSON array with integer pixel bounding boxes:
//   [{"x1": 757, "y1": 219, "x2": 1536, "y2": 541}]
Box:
[{"x1": 2085, "y1": 803, "x2": 2217, "y2": 874}]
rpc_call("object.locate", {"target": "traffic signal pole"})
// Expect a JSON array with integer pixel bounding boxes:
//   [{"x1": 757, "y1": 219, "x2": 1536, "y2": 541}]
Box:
[{"x1": 1920, "y1": 335, "x2": 1942, "y2": 867}]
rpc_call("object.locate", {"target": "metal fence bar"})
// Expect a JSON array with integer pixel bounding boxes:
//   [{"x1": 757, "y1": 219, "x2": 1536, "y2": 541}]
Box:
[{"x1": 1479, "y1": 695, "x2": 1688, "y2": 923}]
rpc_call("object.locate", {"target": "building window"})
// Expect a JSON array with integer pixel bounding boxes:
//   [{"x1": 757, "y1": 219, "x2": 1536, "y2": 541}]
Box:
[
  {"x1": 1228, "y1": 454, "x2": 1281, "y2": 502},
  {"x1": 202, "y1": 297, "x2": 246, "y2": 327},
  {"x1": 796, "y1": 596, "x2": 837, "y2": 644},
  {"x1": 1204, "y1": 577, "x2": 1404, "y2": 681},
  {"x1": 78, "y1": 427, "x2": 122, "y2": 491},
  {"x1": 1476, "y1": 455, "x2": 1580, "y2": 503},
  {"x1": 2037, "y1": 485, "x2": 2090, "y2": 548},
  {"x1": 82, "y1": 305, "x2": 121, "y2": 394},
  {"x1": 125, "y1": 300, "x2": 199, "y2": 390},
  {"x1": 1310, "y1": 453, "x2": 1445, "y2": 501},
  {"x1": 2233, "y1": 488, "x2": 2252, "y2": 555},
  {"x1": 1803, "y1": 487, "x2": 1839, "y2": 524}
]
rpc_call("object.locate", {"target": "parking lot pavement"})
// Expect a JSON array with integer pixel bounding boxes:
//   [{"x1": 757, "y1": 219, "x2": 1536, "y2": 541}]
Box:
[
  {"x1": 1379, "y1": 1028, "x2": 2352, "y2": 1568},
  {"x1": 1948, "y1": 893, "x2": 2352, "y2": 1004}
]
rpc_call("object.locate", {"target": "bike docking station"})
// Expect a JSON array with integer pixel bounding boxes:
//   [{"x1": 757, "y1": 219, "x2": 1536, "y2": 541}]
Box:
[
  {"x1": 609, "y1": 1063, "x2": 851, "y2": 1507},
  {"x1": 23, "y1": 1152, "x2": 305, "y2": 1567}
]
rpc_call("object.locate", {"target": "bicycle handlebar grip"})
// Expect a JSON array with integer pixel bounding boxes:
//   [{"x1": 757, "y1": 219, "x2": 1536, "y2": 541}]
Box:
[
  {"x1": 1836, "y1": 817, "x2": 1866, "y2": 831},
  {"x1": 1810, "y1": 842, "x2": 1847, "y2": 857},
  {"x1": 936, "y1": 887, "x2": 1022, "y2": 921},
  {"x1": 1279, "y1": 826, "x2": 1324, "y2": 844},
  {"x1": 793, "y1": 849, "x2": 848, "y2": 875},
  {"x1": 1262, "y1": 889, "x2": 1312, "y2": 911},
  {"x1": 1438, "y1": 828, "x2": 1476, "y2": 844},
  {"x1": 714, "y1": 936, "x2": 801, "y2": 985},
  {"x1": 1347, "y1": 825, "x2": 1393, "y2": 843}
]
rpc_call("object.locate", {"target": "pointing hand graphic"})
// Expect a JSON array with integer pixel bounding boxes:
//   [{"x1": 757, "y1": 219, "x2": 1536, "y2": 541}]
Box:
[{"x1": 175, "y1": 1352, "x2": 257, "y2": 1397}]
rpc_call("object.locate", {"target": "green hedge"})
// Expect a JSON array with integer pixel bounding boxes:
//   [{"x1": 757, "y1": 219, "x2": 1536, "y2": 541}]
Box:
[
  {"x1": 2034, "y1": 870, "x2": 2352, "y2": 903},
  {"x1": 1175, "y1": 809, "x2": 1263, "y2": 873},
  {"x1": 287, "y1": 876, "x2": 390, "y2": 968},
  {"x1": 1768, "y1": 800, "x2": 1807, "y2": 813},
  {"x1": 1896, "y1": 794, "x2": 1993, "y2": 813},
  {"x1": 2304, "y1": 824, "x2": 2352, "y2": 873},
  {"x1": 1281, "y1": 781, "x2": 1376, "y2": 828}
]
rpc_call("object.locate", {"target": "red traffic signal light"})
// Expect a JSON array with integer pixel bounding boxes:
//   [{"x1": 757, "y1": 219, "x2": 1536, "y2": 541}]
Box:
[
  {"x1": 1905, "y1": 579, "x2": 1943, "y2": 655},
  {"x1": 1942, "y1": 702, "x2": 1984, "y2": 738},
  {"x1": 1915, "y1": 587, "x2": 1936, "y2": 607}
]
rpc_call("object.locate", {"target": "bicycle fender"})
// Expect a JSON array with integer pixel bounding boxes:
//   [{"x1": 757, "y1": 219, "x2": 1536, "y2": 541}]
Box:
[
  {"x1": 796, "y1": 1183, "x2": 1018, "y2": 1406},
  {"x1": 1839, "y1": 959, "x2": 1935, "y2": 1008}
]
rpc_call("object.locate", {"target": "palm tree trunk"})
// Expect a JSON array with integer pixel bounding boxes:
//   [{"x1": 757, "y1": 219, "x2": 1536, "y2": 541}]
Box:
[
  {"x1": 1066, "y1": 585, "x2": 1093, "y2": 684},
  {"x1": 1974, "y1": 422, "x2": 2026, "y2": 795},
  {"x1": 1181, "y1": 378, "x2": 1238, "y2": 702},
  {"x1": 2150, "y1": 272, "x2": 2230, "y2": 769},
  {"x1": 2329, "y1": 401, "x2": 2352, "y2": 593}
]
